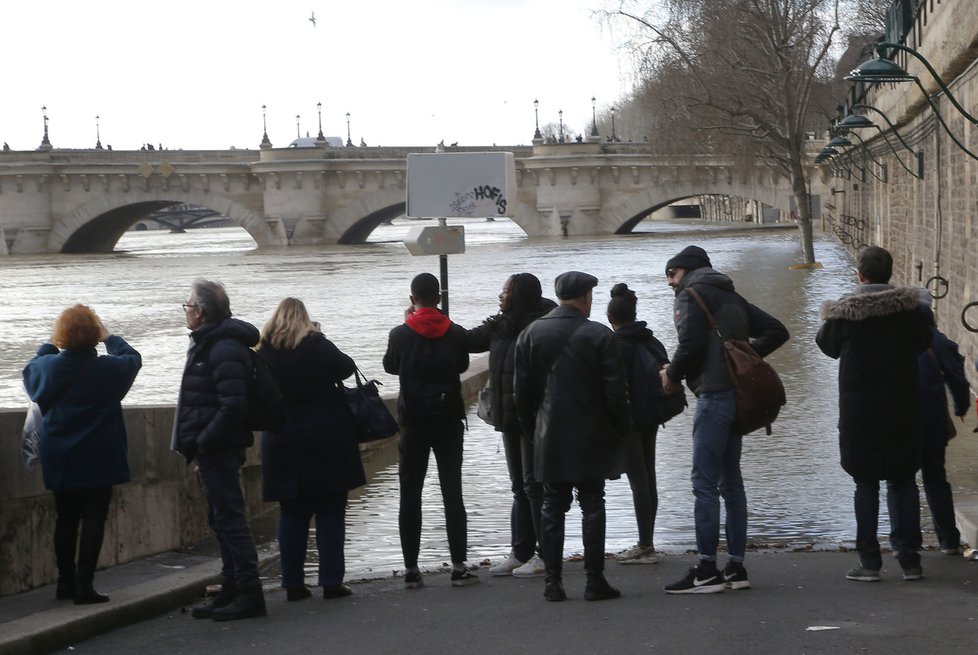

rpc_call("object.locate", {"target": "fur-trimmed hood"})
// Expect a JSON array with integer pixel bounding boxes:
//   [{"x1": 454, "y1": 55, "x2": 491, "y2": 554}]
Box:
[{"x1": 819, "y1": 285, "x2": 920, "y2": 322}]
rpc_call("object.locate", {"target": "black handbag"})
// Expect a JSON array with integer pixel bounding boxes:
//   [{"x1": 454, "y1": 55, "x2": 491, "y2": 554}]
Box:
[{"x1": 344, "y1": 367, "x2": 399, "y2": 443}]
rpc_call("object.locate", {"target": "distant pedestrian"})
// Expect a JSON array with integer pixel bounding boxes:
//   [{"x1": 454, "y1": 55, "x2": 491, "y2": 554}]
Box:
[
  {"x1": 23, "y1": 305, "x2": 141, "y2": 605},
  {"x1": 258, "y1": 298, "x2": 365, "y2": 601},
  {"x1": 383, "y1": 273, "x2": 477, "y2": 588},
  {"x1": 465, "y1": 273, "x2": 555, "y2": 579},
  {"x1": 606, "y1": 283, "x2": 668, "y2": 565},
  {"x1": 173, "y1": 280, "x2": 266, "y2": 621},
  {"x1": 659, "y1": 245, "x2": 788, "y2": 594},
  {"x1": 514, "y1": 271, "x2": 631, "y2": 602},
  {"x1": 908, "y1": 289, "x2": 969, "y2": 555},
  {"x1": 816, "y1": 246, "x2": 931, "y2": 582}
]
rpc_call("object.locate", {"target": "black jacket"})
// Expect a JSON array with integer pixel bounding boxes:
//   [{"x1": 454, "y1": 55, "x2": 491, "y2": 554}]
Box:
[
  {"x1": 667, "y1": 267, "x2": 789, "y2": 395},
  {"x1": 383, "y1": 308, "x2": 469, "y2": 426},
  {"x1": 514, "y1": 304, "x2": 630, "y2": 483},
  {"x1": 174, "y1": 318, "x2": 259, "y2": 461},
  {"x1": 259, "y1": 332, "x2": 365, "y2": 501},
  {"x1": 816, "y1": 285, "x2": 932, "y2": 480},
  {"x1": 917, "y1": 306, "x2": 970, "y2": 445},
  {"x1": 465, "y1": 298, "x2": 557, "y2": 434}
]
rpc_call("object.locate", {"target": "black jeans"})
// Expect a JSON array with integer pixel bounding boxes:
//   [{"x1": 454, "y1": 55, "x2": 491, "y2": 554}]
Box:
[
  {"x1": 919, "y1": 437, "x2": 961, "y2": 550},
  {"x1": 854, "y1": 476, "x2": 921, "y2": 570},
  {"x1": 540, "y1": 480, "x2": 606, "y2": 579},
  {"x1": 279, "y1": 493, "x2": 348, "y2": 588},
  {"x1": 398, "y1": 419, "x2": 467, "y2": 568},
  {"x1": 197, "y1": 449, "x2": 260, "y2": 590},
  {"x1": 623, "y1": 427, "x2": 658, "y2": 548},
  {"x1": 501, "y1": 430, "x2": 542, "y2": 562},
  {"x1": 53, "y1": 486, "x2": 112, "y2": 584}
]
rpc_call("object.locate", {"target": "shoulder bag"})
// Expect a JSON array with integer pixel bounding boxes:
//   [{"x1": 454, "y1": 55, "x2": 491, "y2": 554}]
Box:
[{"x1": 344, "y1": 366, "x2": 399, "y2": 443}]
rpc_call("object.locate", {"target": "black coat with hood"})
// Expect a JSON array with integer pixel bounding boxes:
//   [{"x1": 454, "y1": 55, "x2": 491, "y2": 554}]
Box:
[
  {"x1": 173, "y1": 318, "x2": 259, "y2": 461},
  {"x1": 917, "y1": 305, "x2": 970, "y2": 445},
  {"x1": 513, "y1": 304, "x2": 631, "y2": 483},
  {"x1": 667, "y1": 267, "x2": 788, "y2": 396},
  {"x1": 465, "y1": 298, "x2": 557, "y2": 434},
  {"x1": 816, "y1": 284, "x2": 932, "y2": 481},
  {"x1": 383, "y1": 307, "x2": 469, "y2": 426}
]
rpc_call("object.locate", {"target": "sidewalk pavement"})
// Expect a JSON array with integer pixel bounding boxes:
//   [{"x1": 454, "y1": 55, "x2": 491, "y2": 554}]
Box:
[{"x1": 3, "y1": 547, "x2": 978, "y2": 655}]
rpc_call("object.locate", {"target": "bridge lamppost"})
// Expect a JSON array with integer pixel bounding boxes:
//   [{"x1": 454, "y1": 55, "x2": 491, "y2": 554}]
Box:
[
  {"x1": 610, "y1": 106, "x2": 617, "y2": 142},
  {"x1": 95, "y1": 115, "x2": 103, "y2": 150},
  {"x1": 590, "y1": 96, "x2": 599, "y2": 139},
  {"x1": 38, "y1": 105, "x2": 52, "y2": 151},
  {"x1": 316, "y1": 101, "x2": 326, "y2": 143},
  {"x1": 345, "y1": 112, "x2": 353, "y2": 147},
  {"x1": 260, "y1": 104, "x2": 272, "y2": 149},
  {"x1": 296, "y1": 114, "x2": 301, "y2": 140},
  {"x1": 558, "y1": 109, "x2": 564, "y2": 144},
  {"x1": 533, "y1": 99, "x2": 542, "y2": 142}
]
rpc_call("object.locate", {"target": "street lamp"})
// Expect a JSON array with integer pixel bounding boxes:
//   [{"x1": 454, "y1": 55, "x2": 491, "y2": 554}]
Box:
[
  {"x1": 533, "y1": 99, "x2": 542, "y2": 141},
  {"x1": 39, "y1": 105, "x2": 51, "y2": 150},
  {"x1": 260, "y1": 104, "x2": 272, "y2": 149},
  {"x1": 838, "y1": 103, "x2": 925, "y2": 178},
  {"x1": 345, "y1": 112, "x2": 353, "y2": 146},
  {"x1": 95, "y1": 115, "x2": 102, "y2": 150},
  {"x1": 316, "y1": 101, "x2": 325, "y2": 142},
  {"x1": 295, "y1": 114, "x2": 301, "y2": 139},
  {"x1": 610, "y1": 106, "x2": 617, "y2": 142},
  {"x1": 558, "y1": 109, "x2": 564, "y2": 143},
  {"x1": 590, "y1": 96, "x2": 598, "y2": 138}
]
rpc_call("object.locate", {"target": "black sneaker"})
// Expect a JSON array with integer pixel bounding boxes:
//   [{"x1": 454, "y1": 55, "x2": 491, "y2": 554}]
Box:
[
  {"x1": 722, "y1": 562, "x2": 751, "y2": 590},
  {"x1": 404, "y1": 569, "x2": 424, "y2": 589},
  {"x1": 451, "y1": 568, "x2": 481, "y2": 587},
  {"x1": 664, "y1": 564, "x2": 724, "y2": 594}
]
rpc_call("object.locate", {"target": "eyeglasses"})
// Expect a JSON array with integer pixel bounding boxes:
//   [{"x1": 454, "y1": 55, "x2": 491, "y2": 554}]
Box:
[{"x1": 181, "y1": 303, "x2": 199, "y2": 311}]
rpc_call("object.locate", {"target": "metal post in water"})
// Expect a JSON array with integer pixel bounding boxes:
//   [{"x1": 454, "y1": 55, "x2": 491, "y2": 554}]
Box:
[{"x1": 438, "y1": 217, "x2": 450, "y2": 317}]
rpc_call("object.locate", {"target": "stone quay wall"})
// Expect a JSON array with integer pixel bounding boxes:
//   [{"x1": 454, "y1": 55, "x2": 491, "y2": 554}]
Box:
[
  {"x1": 829, "y1": 0, "x2": 978, "y2": 383},
  {"x1": 0, "y1": 357, "x2": 489, "y2": 596}
]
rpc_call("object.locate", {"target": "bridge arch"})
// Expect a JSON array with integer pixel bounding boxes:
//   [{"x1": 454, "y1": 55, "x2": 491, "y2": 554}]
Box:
[
  {"x1": 329, "y1": 187, "x2": 408, "y2": 245},
  {"x1": 51, "y1": 190, "x2": 275, "y2": 253}
]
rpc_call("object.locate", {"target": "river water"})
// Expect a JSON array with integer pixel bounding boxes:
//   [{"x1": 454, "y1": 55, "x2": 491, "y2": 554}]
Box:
[{"x1": 1, "y1": 218, "x2": 954, "y2": 579}]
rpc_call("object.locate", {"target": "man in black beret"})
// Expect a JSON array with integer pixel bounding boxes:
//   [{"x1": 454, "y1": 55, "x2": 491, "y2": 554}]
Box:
[{"x1": 514, "y1": 271, "x2": 631, "y2": 602}]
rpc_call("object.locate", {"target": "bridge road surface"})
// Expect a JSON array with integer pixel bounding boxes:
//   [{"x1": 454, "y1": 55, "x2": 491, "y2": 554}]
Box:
[{"x1": 61, "y1": 551, "x2": 978, "y2": 655}]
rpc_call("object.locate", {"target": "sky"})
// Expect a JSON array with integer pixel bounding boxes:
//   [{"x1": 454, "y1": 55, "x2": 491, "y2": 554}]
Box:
[{"x1": 1, "y1": 0, "x2": 637, "y2": 151}]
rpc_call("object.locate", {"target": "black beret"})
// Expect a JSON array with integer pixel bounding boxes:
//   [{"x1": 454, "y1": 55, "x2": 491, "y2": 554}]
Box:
[
  {"x1": 665, "y1": 245, "x2": 712, "y2": 276},
  {"x1": 555, "y1": 271, "x2": 598, "y2": 300}
]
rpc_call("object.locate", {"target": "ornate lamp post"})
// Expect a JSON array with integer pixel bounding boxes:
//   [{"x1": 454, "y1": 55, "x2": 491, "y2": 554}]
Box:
[
  {"x1": 316, "y1": 101, "x2": 326, "y2": 142},
  {"x1": 260, "y1": 104, "x2": 272, "y2": 149},
  {"x1": 38, "y1": 105, "x2": 52, "y2": 151},
  {"x1": 590, "y1": 96, "x2": 598, "y2": 138},
  {"x1": 610, "y1": 106, "x2": 617, "y2": 142},
  {"x1": 95, "y1": 115, "x2": 103, "y2": 150},
  {"x1": 558, "y1": 109, "x2": 564, "y2": 143},
  {"x1": 533, "y1": 99, "x2": 542, "y2": 142},
  {"x1": 295, "y1": 114, "x2": 301, "y2": 139},
  {"x1": 346, "y1": 112, "x2": 353, "y2": 146}
]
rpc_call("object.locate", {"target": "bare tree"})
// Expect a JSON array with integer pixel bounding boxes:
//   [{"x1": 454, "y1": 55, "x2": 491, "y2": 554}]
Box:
[{"x1": 606, "y1": 0, "x2": 845, "y2": 264}]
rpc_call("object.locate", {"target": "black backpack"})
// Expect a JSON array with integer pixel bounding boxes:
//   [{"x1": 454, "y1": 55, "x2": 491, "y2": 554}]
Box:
[
  {"x1": 246, "y1": 349, "x2": 287, "y2": 431},
  {"x1": 629, "y1": 339, "x2": 687, "y2": 430}
]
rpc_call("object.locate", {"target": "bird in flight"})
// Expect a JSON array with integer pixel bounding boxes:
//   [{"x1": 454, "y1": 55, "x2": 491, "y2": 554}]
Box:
[{"x1": 309, "y1": 11, "x2": 316, "y2": 27}]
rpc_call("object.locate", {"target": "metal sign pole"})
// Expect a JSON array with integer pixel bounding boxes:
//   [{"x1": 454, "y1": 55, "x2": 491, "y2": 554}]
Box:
[{"x1": 437, "y1": 217, "x2": 449, "y2": 317}]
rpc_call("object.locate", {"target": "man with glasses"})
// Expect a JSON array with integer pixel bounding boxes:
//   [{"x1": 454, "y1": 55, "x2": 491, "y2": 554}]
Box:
[
  {"x1": 172, "y1": 279, "x2": 265, "y2": 621},
  {"x1": 659, "y1": 246, "x2": 788, "y2": 594}
]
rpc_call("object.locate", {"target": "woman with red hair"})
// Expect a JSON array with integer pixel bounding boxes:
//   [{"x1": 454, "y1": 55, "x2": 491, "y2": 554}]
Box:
[{"x1": 22, "y1": 304, "x2": 142, "y2": 605}]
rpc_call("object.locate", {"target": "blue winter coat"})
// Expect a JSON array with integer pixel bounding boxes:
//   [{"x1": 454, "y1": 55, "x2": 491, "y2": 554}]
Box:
[
  {"x1": 258, "y1": 332, "x2": 366, "y2": 500},
  {"x1": 22, "y1": 336, "x2": 142, "y2": 492},
  {"x1": 173, "y1": 318, "x2": 259, "y2": 461}
]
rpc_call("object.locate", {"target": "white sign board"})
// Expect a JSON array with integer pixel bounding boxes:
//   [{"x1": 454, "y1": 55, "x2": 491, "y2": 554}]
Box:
[
  {"x1": 406, "y1": 152, "x2": 516, "y2": 219},
  {"x1": 404, "y1": 225, "x2": 466, "y2": 256}
]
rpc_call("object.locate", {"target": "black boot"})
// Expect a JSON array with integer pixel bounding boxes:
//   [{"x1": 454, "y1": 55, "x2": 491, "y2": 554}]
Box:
[
  {"x1": 191, "y1": 583, "x2": 237, "y2": 619},
  {"x1": 74, "y1": 582, "x2": 109, "y2": 605},
  {"x1": 55, "y1": 577, "x2": 75, "y2": 601},
  {"x1": 584, "y1": 574, "x2": 621, "y2": 601},
  {"x1": 544, "y1": 576, "x2": 567, "y2": 602},
  {"x1": 211, "y1": 586, "x2": 267, "y2": 622}
]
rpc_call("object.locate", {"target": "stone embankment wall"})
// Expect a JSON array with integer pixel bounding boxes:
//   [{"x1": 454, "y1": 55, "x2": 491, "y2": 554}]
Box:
[
  {"x1": 0, "y1": 357, "x2": 489, "y2": 596},
  {"x1": 828, "y1": 0, "x2": 978, "y2": 377}
]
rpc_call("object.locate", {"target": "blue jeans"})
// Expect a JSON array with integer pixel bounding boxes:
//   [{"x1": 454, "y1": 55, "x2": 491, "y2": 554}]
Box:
[
  {"x1": 278, "y1": 493, "x2": 348, "y2": 588},
  {"x1": 691, "y1": 390, "x2": 746, "y2": 563},
  {"x1": 856, "y1": 476, "x2": 921, "y2": 570}
]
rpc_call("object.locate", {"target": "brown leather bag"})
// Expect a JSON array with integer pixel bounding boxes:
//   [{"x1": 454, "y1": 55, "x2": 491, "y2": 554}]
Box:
[{"x1": 686, "y1": 287, "x2": 786, "y2": 436}]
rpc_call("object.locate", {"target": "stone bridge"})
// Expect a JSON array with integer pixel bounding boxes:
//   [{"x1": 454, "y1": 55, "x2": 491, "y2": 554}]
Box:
[{"x1": 0, "y1": 142, "x2": 828, "y2": 254}]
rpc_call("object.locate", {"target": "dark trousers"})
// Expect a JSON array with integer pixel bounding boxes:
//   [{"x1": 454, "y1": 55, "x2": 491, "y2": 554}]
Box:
[
  {"x1": 920, "y1": 438, "x2": 961, "y2": 550},
  {"x1": 540, "y1": 480, "x2": 606, "y2": 580},
  {"x1": 501, "y1": 430, "x2": 542, "y2": 562},
  {"x1": 854, "y1": 476, "x2": 921, "y2": 570},
  {"x1": 398, "y1": 419, "x2": 467, "y2": 568},
  {"x1": 279, "y1": 493, "x2": 348, "y2": 588},
  {"x1": 53, "y1": 486, "x2": 112, "y2": 584},
  {"x1": 197, "y1": 449, "x2": 260, "y2": 590},
  {"x1": 623, "y1": 427, "x2": 658, "y2": 548}
]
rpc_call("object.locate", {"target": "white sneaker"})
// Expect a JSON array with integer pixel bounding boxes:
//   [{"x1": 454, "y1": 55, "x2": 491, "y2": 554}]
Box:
[
  {"x1": 512, "y1": 554, "x2": 546, "y2": 578},
  {"x1": 614, "y1": 544, "x2": 659, "y2": 565},
  {"x1": 489, "y1": 555, "x2": 523, "y2": 576}
]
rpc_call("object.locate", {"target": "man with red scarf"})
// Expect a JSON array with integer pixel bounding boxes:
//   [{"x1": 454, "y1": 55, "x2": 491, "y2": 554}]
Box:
[{"x1": 384, "y1": 273, "x2": 477, "y2": 589}]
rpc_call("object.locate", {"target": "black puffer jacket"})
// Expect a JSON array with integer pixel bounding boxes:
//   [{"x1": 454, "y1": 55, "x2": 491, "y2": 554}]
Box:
[
  {"x1": 514, "y1": 304, "x2": 630, "y2": 483},
  {"x1": 174, "y1": 318, "x2": 259, "y2": 461},
  {"x1": 816, "y1": 285, "x2": 932, "y2": 480},
  {"x1": 465, "y1": 298, "x2": 557, "y2": 434},
  {"x1": 667, "y1": 267, "x2": 788, "y2": 395}
]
